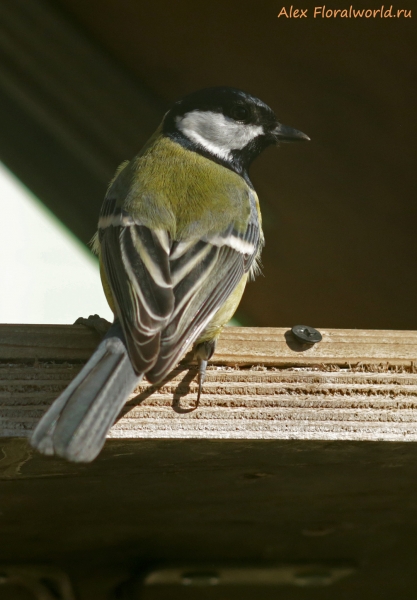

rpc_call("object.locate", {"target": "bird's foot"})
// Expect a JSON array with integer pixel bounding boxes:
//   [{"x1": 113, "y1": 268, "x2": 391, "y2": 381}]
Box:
[
  {"x1": 74, "y1": 314, "x2": 112, "y2": 338},
  {"x1": 193, "y1": 340, "x2": 217, "y2": 406}
]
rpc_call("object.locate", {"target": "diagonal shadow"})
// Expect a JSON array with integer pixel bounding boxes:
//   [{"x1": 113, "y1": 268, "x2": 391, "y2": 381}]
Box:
[
  {"x1": 171, "y1": 367, "x2": 200, "y2": 414},
  {"x1": 117, "y1": 359, "x2": 200, "y2": 420}
]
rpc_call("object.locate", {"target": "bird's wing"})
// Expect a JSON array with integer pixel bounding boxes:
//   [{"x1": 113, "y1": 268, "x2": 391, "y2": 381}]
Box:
[
  {"x1": 99, "y1": 196, "x2": 261, "y2": 380},
  {"x1": 99, "y1": 212, "x2": 175, "y2": 373},
  {"x1": 147, "y1": 215, "x2": 260, "y2": 382}
]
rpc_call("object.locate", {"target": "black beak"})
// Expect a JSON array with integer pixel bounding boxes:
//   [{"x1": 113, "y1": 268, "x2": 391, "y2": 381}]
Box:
[{"x1": 273, "y1": 123, "x2": 310, "y2": 142}]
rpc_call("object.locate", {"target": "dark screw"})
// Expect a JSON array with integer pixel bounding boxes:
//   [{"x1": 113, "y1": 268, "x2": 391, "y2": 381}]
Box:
[{"x1": 291, "y1": 325, "x2": 322, "y2": 345}]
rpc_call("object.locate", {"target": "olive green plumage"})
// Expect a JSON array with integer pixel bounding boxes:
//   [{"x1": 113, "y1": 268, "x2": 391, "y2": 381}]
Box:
[
  {"x1": 96, "y1": 131, "x2": 262, "y2": 377},
  {"x1": 106, "y1": 132, "x2": 255, "y2": 238},
  {"x1": 96, "y1": 130, "x2": 263, "y2": 380}
]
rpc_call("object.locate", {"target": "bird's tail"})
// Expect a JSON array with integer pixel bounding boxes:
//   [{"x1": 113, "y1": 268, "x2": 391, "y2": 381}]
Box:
[{"x1": 30, "y1": 322, "x2": 142, "y2": 462}]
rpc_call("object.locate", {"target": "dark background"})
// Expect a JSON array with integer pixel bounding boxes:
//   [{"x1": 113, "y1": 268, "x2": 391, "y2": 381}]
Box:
[{"x1": 0, "y1": 0, "x2": 415, "y2": 329}]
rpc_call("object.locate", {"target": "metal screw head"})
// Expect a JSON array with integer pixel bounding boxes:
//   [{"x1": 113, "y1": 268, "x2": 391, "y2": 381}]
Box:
[{"x1": 291, "y1": 325, "x2": 322, "y2": 344}]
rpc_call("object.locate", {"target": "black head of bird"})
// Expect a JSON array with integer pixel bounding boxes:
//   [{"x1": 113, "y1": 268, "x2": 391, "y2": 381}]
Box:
[{"x1": 163, "y1": 86, "x2": 310, "y2": 179}]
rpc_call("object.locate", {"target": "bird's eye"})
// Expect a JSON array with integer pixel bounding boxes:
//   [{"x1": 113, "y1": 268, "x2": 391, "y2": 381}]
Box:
[{"x1": 228, "y1": 105, "x2": 250, "y2": 123}]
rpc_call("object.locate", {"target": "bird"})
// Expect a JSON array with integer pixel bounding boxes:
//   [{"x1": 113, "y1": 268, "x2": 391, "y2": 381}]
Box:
[{"x1": 31, "y1": 86, "x2": 309, "y2": 462}]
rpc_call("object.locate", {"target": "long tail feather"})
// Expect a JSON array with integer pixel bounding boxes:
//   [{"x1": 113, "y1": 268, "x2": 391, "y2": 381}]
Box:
[{"x1": 31, "y1": 323, "x2": 142, "y2": 462}]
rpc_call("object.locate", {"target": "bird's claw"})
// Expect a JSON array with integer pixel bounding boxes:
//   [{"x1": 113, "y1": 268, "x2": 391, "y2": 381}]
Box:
[{"x1": 74, "y1": 314, "x2": 112, "y2": 338}]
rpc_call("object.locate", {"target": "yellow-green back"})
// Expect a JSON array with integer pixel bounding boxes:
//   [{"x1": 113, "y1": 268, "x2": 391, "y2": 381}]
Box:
[{"x1": 106, "y1": 131, "x2": 253, "y2": 240}]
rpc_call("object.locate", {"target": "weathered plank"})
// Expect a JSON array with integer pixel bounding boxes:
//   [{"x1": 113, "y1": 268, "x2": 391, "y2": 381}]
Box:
[
  {"x1": 1, "y1": 324, "x2": 417, "y2": 365},
  {"x1": 0, "y1": 324, "x2": 101, "y2": 361},
  {"x1": 1, "y1": 324, "x2": 417, "y2": 442}
]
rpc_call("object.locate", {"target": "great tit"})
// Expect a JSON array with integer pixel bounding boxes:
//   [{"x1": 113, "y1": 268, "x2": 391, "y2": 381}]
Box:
[{"x1": 31, "y1": 86, "x2": 309, "y2": 462}]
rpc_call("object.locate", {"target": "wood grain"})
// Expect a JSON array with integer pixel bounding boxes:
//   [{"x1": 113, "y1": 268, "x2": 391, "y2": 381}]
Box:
[
  {"x1": 1, "y1": 324, "x2": 417, "y2": 364},
  {"x1": 1, "y1": 324, "x2": 417, "y2": 442}
]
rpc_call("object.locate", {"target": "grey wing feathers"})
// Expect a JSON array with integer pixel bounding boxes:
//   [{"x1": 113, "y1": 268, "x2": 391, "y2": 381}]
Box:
[
  {"x1": 147, "y1": 241, "x2": 249, "y2": 382},
  {"x1": 100, "y1": 222, "x2": 174, "y2": 373},
  {"x1": 100, "y1": 205, "x2": 260, "y2": 383}
]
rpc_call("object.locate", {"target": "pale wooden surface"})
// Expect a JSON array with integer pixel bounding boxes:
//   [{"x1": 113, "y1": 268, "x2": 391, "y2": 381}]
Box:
[
  {"x1": 2, "y1": 323, "x2": 417, "y2": 365},
  {"x1": 2, "y1": 324, "x2": 417, "y2": 442}
]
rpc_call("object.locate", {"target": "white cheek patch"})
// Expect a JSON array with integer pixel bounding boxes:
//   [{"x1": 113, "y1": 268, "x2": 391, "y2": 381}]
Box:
[{"x1": 176, "y1": 111, "x2": 263, "y2": 160}]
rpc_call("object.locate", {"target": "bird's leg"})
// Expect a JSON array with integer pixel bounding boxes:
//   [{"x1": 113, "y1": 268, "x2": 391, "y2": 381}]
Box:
[
  {"x1": 197, "y1": 359, "x2": 207, "y2": 405},
  {"x1": 74, "y1": 314, "x2": 112, "y2": 339},
  {"x1": 193, "y1": 340, "x2": 217, "y2": 405}
]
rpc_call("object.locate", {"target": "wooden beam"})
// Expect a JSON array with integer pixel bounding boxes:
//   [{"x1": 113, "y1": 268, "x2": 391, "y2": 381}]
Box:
[
  {"x1": 1, "y1": 324, "x2": 417, "y2": 442},
  {"x1": 2, "y1": 324, "x2": 417, "y2": 597}
]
